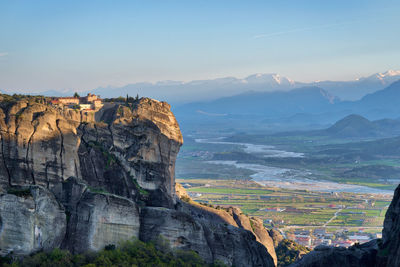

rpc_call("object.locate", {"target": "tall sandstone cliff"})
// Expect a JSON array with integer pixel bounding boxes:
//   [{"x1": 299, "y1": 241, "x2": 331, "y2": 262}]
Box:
[{"x1": 0, "y1": 97, "x2": 275, "y2": 267}]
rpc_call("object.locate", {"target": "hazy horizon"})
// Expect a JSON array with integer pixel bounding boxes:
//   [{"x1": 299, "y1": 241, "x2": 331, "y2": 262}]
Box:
[{"x1": 1, "y1": 0, "x2": 400, "y2": 94}]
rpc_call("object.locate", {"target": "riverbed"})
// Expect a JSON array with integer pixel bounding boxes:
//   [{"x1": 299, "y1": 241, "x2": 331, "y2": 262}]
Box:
[{"x1": 196, "y1": 138, "x2": 393, "y2": 195}]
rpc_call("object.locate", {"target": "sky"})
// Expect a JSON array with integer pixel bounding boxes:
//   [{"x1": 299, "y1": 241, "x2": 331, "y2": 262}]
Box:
[{"x1": 0, "y1": 0, "x2": 400, "y2": 93}]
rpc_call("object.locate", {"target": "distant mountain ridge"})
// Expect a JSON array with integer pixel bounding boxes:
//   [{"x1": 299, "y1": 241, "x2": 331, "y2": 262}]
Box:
[
  {"x1": 15, "y1": 69, "x2": 400, "y2": 104},
  {"x1": 91, "y1": 70, "x2": 400, "y2": 103},
  {"x1": 315, "y1": 114, "x2": 400, "y2": 138},
  {"x1": 311, "y1": 70, "x2": 400, "y2": 101},
  {"x1": 173, "y1": 80, "x2": 400, "y2": 131},
  {"x1": 175, "y1": 86, "x2": 338, "y2": 118},
  {"x1": 270, "y1": 114, "x2": 400, "y2": 139}
]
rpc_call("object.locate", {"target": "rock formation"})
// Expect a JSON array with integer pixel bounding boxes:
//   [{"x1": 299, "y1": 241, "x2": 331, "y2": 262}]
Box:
[
  {"x1": 268, "y1": 229, "x2": 284, "y2": 248},
  {"x1": 0, "y1": 185, "x2": 66, "y2": 256},
  {"x1": 0, "y1": 96, "x2": 275, "y2": 266}
]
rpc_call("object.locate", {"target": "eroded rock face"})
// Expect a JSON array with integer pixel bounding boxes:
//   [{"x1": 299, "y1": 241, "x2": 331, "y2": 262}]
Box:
[
  {"x1": 175, "y1": 201, "x2": 276, "y2": 266},
  {"x1": 140, "y1": 204, "x2": 276, "y2": 266},
  {"x1": 140, "y1": 207, "x2": 212, "y2": 260},
  {"x1": 0, "y1": 97, "x2": 275, "y2": 266},
  {"x1": 250, "y1": 217, "x2": 278, "y2": 266},
  {"x1": 0, "y1": 98, "x2": 182, "y2": 208},
  {"x1": 67, "y1": 191, "x2": 140, "y2": 253},
  {"x1": 0, "y1": 103, "x2": 81, "y2": 190},
  {"x1": 0, "y1": 185, "x2": 66, "y2": 256},
  {"x1": 78, "y1": 100, "x2": 183, "y2": 208},
  {"x1": 225, "y1": 207, "x2": 277, "y2": 265},
  {"x1": 379, "y1": 184, "x2": 400, "y2": 266},
  {"x1": 268, "y1": 229, "x2": 284, "y2": 248}
]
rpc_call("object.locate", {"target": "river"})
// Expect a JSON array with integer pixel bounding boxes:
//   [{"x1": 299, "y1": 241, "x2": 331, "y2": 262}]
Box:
[{"x1": 195, "y1": 138, "x2": 393, "y2": 195}]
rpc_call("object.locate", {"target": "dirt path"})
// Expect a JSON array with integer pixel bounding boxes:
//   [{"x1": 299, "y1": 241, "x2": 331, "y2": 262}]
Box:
[{"x1": 323, "y1": 208, "x2": 342, "y2": 227}]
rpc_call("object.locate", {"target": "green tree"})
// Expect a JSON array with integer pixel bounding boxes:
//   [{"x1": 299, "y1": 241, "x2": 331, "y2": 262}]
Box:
[{"x1": 73, "y1": 92, "x2": 80, "y2": 98}]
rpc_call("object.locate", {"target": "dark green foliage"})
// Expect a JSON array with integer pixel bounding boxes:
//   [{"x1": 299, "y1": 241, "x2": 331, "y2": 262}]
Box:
[
  {"x1": 87, "y1": 141, "x2": 118, "y2": 169},
  {"x1": 103, "y1": 96, "x2": 126, "y2": 103},
  {"x1": 131, "y1": 178, "x2": 149, "y2": 196},
  {"x1": 7, "y1": 187, "x2": 32, "y2": 198},
  {"x1": 276, "y1": 239, "x2": 310, "y2": 267},
  {"x1": 0, "y1": 93, "x2": 50, "y2": 111},
  {"x1": 249, "y1": 219, "x2": 256, "y2": 232},
  {"x1": 103, "y1": 96, "x2": 140, "y2": 104},
  {"x1": 73, "y1": 92, "x2": 80, "y2": 98},
  {"x1": 104, "y1": 244, "x2": 115, "y2": 251},
  {"x1": 0, "y1": 239, "x2": 226, "y2": 267},
  {"x1": 377, "y1": 238, "x2": 389, "y2": 257},
  {"x1": 87, "y1": 186, "x2": 109, "y2": 194}
]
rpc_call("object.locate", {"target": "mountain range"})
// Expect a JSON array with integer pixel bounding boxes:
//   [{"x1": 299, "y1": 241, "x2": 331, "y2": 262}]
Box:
[
  {"x1": 90, "y1": 70, "x2": 400, "y2": 103},
  {"x1": 173, "y1": 80, "x2": 400, "y2": 131},
  {"x1": 8, "y1": 70, "x2": 399, "y2": 104}
]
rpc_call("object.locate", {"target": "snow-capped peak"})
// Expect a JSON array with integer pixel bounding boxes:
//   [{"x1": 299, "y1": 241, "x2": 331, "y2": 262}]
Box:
[
  {"x1": 378, "y1": 70, "x2": 400, "y2": 77},
  {"x1": 357, "y1": 70, "x2": 400, "y2": 83},
  {"x1": 244, "y1": 73, "x2": 295, "y2": 86}
]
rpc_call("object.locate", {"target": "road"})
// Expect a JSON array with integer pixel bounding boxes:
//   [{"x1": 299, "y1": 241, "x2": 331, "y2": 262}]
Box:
[{"x1": 323, "y1": 208, "x2": 342, "y2": 227}]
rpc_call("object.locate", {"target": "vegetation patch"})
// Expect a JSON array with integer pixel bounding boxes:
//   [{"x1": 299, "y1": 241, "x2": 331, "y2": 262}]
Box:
[
  {"x1": 7, "y1": 187, "x2": 32, "y2": 198},
  {"x1": 88, "y1": 141, "x2": 118, "y2": 169},
  {"x1": 131, "y1": 177, "x2": 149, "y2": 196},
  {"x1": 0, "y1": 239, "x2": 226, "y2": 267},
  {"x1": 276, "y1": 239, "x2": 310, "y2": 267},
  {"x1": 87, "y1": 186, "x2": 109, "y2": 194}
]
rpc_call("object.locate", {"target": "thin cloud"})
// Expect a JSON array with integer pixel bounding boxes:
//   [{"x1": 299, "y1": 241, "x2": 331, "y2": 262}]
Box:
[
  {"x1": 253, "y1": 21, "x2": 358, "y2": 39},
  {"x1": 0, "y1": 52, "x2": 8, "y2": 57}
]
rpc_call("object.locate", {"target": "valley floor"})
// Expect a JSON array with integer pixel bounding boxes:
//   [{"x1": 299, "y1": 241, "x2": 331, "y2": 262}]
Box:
[{"x1": 177, "y1": 178, "x2": 391, "y2": 249}]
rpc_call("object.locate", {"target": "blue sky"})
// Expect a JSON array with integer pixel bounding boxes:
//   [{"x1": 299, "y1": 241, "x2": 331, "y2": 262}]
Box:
[{"x1": 0, "y1": 0, "x2": 399, "y2": 92}]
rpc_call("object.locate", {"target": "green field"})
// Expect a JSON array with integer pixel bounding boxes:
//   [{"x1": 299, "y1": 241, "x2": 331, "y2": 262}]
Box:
[
  {"x1": 180, "y1": 179, "x2": 392, "y2": 234},
  {"x1": 176, "y1": 131, "x2": 398, "y2": 241}
]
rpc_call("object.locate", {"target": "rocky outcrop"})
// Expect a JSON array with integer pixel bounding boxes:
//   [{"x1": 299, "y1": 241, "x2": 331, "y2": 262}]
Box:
[
  {"x1": 0, "y1": 96, "x2": 275, "y2": 267},
  {"x1": 379, "y1": 184, "x2": 400, "y2": 266},
  {"x1": 289, "y1": 241, "x2": 378, "y2": 267},
  {"x1": 175, "y1": 182, "x2": 190, "y2": 200},
  {"x1": 269, "y1": 229, "x2": 284, "y2": 248},
  {"x1": 173, "y1": 199, "x2": 275, "y2": 266},
  {"x1": 225, "y1": 207, "x2": 277, "y2": 265},
  {"x1": 78, "y1": 100, "x2": 182, "y2": 208},
  {"x1": 0, "y1": 185, "x2": 66, "y2": 256},
  {"x1": 250, "y1": 217, "x2": 278, "y2": 266},
  {"x1": 0, "y1": 97, "x2": 182, "y2": 207}
]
